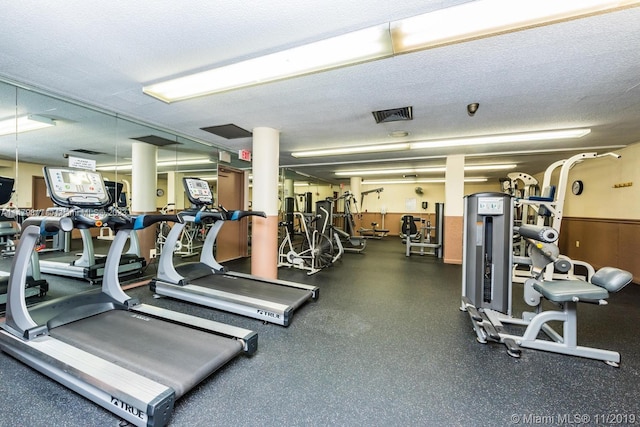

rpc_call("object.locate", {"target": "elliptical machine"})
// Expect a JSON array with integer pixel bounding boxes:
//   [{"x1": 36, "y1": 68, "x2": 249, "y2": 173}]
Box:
[{"x1": 278, "y1": 197, "x2": 338, "y2": 275}]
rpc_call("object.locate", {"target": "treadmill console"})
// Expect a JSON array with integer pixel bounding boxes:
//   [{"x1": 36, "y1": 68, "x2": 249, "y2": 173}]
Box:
[
  {"x1": 0, "y1": 176, "x2": 15, "y2": 205},
  {"x1": 183, "y1": 177, "x2": 213, "y2": 206},
  {"x1": 44, "y1": 167, "x2": 110, "y2": 208},
  {"x1": 104, "y1": 180, "x2": 127, "y2": 208}
]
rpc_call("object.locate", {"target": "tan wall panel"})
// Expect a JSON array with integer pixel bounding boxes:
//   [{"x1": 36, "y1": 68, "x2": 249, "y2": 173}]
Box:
[
  {"x1": 560, "y1": 217, "x2": 639, "y2": 283},
  {"x1": 443, "y1": 216, "x2": 463, "y2": 265}
]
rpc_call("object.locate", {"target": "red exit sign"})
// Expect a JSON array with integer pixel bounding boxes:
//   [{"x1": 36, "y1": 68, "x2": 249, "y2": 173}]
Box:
[{"x1": 238, "y1": 149, "x2": 252, "y2": 162}]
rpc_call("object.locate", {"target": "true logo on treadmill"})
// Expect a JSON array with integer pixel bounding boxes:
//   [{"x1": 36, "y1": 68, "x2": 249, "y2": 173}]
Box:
[
  {"x1": 110, "y1": 396, "x2": 147, "y2": 421},
  {"x1": 256, "y1": 309, "x2": 280, "y2": 319},
  {"x1": 130, "y1": 314, "x2": 151, "y2": 321}
]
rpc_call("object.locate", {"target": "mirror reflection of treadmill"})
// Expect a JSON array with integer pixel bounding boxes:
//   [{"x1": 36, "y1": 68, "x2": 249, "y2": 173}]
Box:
[
  {"x1": 0, "y1": 175, "x2": 48, "y2": 304},
  {"x1": 37, "y1": 174, "x2": 146, "y2": 284},
  {"x1": 150, "y1": 177, "x2": 319, "y2": 326}
]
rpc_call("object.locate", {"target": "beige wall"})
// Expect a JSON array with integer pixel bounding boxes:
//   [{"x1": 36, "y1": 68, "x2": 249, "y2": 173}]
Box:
[
  {"x1": 347, "y1": 181, "x2": 498, "y2": 216},
  {"x1": 562, "y1": 143, "x2": 640, "y2": 220}
]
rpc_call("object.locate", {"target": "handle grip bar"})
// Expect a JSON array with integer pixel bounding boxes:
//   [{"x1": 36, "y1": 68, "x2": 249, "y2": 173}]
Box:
[
  {"x1": 132, "y1": 214, "x2": 182, "y2": 230},
  {"x1": 22, "y1": 216, "x2": 74, "y2": 234},
  {"x1": 227, "y1": 210, "x2": 266, "y2": 221}
]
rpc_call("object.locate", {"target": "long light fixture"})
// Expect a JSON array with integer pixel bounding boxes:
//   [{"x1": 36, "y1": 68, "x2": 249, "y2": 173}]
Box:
[
  {"x1": 256, "y1": 182, "x2": 315, "y2": 189},
  {"x1": 98, "y1": 158, "x2": 214, "y2": 172},
  {"x1": 391, "y1": 0, "x2": 640, "y2": 54},
  {"x1": 142, "y1": 1, "x2": 638, "y2": 102},
  {"x1": 0, "y1": 115, "x2": 56, "y2": 137},
  {"x1": 410, "y1": 128, "x2": 591, "y2": 150},
  {"x1": 293, "y1": 128, "x2": 590, "y2": 158},
  {"x1": 143, "y1": 24, "x2": 393, "y2": 102},
  {"x1": 362, "y1": 178, "x2": 488, "y2": 185},
  {"x1": 335, "y1": 163, "x2": 517, "y2": 176},
  {"x1": 292, "y1": 142, "x2": 410, "y2": 158}
]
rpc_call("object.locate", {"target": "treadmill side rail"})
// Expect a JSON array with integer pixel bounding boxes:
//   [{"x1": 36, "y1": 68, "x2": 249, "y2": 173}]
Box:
[
  {"x1": 227, "y1": 270, "x2": 320, "y2": 299},
  {"x1": 132, "y1": 303, "x2": 258, "y2": 354},
  {"x1": 152, "y1": 280, "x2": 294, "y2": 327},
  {"x1": 0, "y1": 331, "x2": 174, "y2": 427}
]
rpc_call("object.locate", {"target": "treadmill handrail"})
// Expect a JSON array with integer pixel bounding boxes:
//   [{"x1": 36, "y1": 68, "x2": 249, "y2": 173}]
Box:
[
  {"x1": 106, "y1": 213, "x2": 183, "y2": 232},
  {"x1": 3, "y1": 223, "x2": 50, "y2": 334},
  {"x1": 226, "y1": 210, "x2": 266, "y2": 221},
  {"x1": 21, "y1": 216, "x2": 74, "y2": 235}
]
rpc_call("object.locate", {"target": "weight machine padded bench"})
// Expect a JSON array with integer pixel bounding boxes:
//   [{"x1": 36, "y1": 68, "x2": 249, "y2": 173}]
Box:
[{"x1": 464, "y1": 266, "x2": 633, "y2": 366}]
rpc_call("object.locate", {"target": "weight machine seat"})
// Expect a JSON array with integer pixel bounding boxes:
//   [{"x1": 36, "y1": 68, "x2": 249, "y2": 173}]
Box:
[
  {"x1": 370, "y1": 222, "x2": 389, "y2": 233},
  {"x1": 528, "y1": 185, "x2": 556, "y2": 202},
  {"x1": 532, "y1": 267, "x2": 632, "y2": 303},
  {"x1": 0, "y1": 221, "x2": 19, "y2": 236},
  {"x1": 401, "y1": 215, "x2": 418, "y2": 237}
]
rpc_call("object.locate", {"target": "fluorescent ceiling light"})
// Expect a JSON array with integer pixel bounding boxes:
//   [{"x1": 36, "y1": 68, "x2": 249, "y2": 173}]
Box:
[
  {"x1": 295, "y1": 129, "x2": 590, "y2": 158},
  {"x1": 465, "y1": 164, "x2": 517, "y2": 171},
  {"x1": 142, "y1": 1, "x2": 636, "y2": 102},
  {"x1": 336, "y1": 167, "x2": 445, "y2": 176},
  {"x1": 335, "y1": 163, "x2": 516, "y2": 176},
  {"x1": 284, "y1": 145, "x2": 626, "y2": 169},
  {"x1": 143, "y1": 24, "x2": 393, "y2": 102},
  {"x1": 0, "y1": 115, "x2": 56, "y2": 136},
  {"x1": 99, "y1": 158, "x2": 214, "y2": 171},
  {"x1": 409, "y1": 129, "x2": 591, "y2": 150},
  {"x1": 362, "y1": 178, "x2": 488, "y2": 185},
  {"x1": 391, "y1": 0, "x2": 640, "y2": 54},
  {"x1": 292, "y1": 143, "x2": 410, "y2": 158},
  {"x1": 259, "y1": 182, "x2": 318, "y2": 188}
]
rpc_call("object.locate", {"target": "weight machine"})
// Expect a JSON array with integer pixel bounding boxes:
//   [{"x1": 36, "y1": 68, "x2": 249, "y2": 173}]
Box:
[
  {"x1": 400, "y1": 203, "x2": 444, "y2": 258},
  {"x1": 460, "y1": 192, "x2": 633, "y2": 366},
  {"x1": 357, "y1": 188, "x2": 389, "y2": 239},
  {"x1": 332, "y1": 191, "x2": 366, "y2": 253},
  {"x1": 509, "y1": 152, "x2": 621, "y2": 283}
]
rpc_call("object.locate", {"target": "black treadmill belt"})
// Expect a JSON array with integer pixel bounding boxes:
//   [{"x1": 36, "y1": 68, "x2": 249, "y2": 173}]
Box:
[
  {"x1": 0, "y1": 275, "x2": 40, "y2": 295},
  {"x1": 190, "y1": 274, "x2": 312, "y2": 308},
  {"x1": 0, "y1": 275, "x2": 8, "y2": 295},
  {"x1": 49, "y1": 310, "x2": 243, "y2": 398}
]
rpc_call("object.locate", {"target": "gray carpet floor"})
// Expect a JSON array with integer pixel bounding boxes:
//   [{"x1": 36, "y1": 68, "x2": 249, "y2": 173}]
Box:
[{"x1": 1, "y1": 238, "x2": 639, "y2": 426}]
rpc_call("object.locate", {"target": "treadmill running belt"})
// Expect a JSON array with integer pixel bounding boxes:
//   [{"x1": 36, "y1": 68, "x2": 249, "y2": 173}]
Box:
[
  {"x1": 191, "y1": 274, "x2": 312, "y2": 308},
  {"x1": 49, "y1": 310, "x2": 243, "y2": 397}
]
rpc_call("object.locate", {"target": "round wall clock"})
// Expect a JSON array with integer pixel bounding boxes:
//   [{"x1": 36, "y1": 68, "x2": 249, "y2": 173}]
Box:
[
  {"x1": 571, "y1": 180, "x2": 584, "y2": 195},
  {"x1": 156, "y1": 188, "x2": 165, "y2": 197}
]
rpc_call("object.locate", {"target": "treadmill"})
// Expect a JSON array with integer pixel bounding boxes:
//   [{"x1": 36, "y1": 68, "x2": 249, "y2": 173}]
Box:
[
  {"x1": 0, "y1": 175, "x2": 48, "y2": 303},
  {"x1": 38, "y1": 179, "x2": 146, "y2": 283},
  {"x1": 0, "y1": 166, "x2": 257, "y2": 427},
  {"x1": 149, "y1": 177, "x2": 319, "y2": 326}
]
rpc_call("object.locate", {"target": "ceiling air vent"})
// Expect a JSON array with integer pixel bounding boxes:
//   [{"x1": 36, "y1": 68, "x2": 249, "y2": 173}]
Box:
[
  {"x1": 372, "y1": 106, "x2": 413, "y2": 124},
  {"x1": 70, "y1": 148, "x2": 106, "y2": 156},
  {"x1": 130, "y1": 135, "x2": 179, "y2": 146},
  {"x1": 201, "y1": 124, "x2": 252, "y2": 139}
]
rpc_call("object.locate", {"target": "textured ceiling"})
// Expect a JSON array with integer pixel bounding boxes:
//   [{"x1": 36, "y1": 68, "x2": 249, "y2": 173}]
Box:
[{"x1": 1, "y1": 1, "x2": 639, "y2": 184}]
